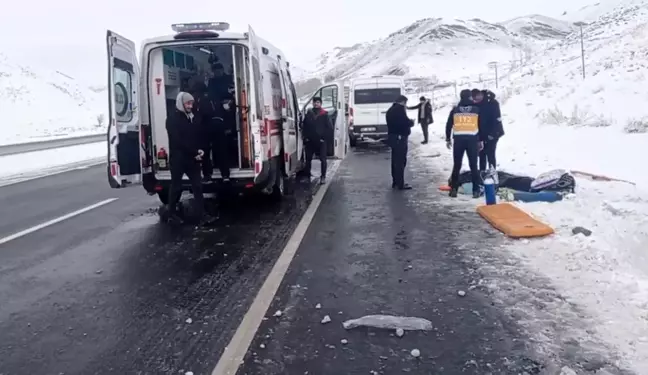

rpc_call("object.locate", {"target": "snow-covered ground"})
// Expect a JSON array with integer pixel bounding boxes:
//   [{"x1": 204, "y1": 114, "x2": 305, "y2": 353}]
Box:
[
  {"x1": 0, "y1": 53, "x2": 106, "y2": 146},
  {"x1": 406, "y1": 0, "x2": 648, "y2": 369},
  {"x1": 0, "y1": 142, "x2": 106, "y2": 186}
]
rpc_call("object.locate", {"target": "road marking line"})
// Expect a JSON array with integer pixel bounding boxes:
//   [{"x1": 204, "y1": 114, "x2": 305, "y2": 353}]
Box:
[
  {"x1": 212, "y1": 161, "x2": 342, "y2": 375},
  {"x1": 0, "y1": 198, "x2": 119, "y2": 246}
]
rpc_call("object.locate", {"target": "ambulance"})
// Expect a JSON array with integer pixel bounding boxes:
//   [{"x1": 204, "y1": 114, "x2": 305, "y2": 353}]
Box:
[{"x1": 105, "y1": 22, "x2": 348, "y2": 203}]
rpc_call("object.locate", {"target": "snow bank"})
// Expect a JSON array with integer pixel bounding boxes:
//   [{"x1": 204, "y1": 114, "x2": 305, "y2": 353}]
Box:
[{"x1": 0, "y1": 142, "x2": 106, "y2": 185}]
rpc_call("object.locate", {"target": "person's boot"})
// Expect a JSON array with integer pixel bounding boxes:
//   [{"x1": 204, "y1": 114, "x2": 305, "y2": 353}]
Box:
[
  {"x1": 449, "y1": 188, "x2": 458, "y2": 198},
  {"x1": 320, "y1": 176, "x2": 326, "y2": 185},
  {"x1": 472, "y1": 191, "x2": 481, "y2": 199},
  {"x1": 398, "y1": 184, "x2": 413, "y2": 190},
  {"x1": 421, "y1": 140, "x2": 428, "y2": 144},
  {"x1": 392, "y1": 182, "x2": 397, "y2": 189},
  {"x1": 202, "y1": 175, "x2": 212, "y2": 184}
]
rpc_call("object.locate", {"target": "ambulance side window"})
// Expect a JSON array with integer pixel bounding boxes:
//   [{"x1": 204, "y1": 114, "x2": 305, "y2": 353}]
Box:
[
  {"x1": 251, "y1": 56, "x2": 263, "y2": 119},
  {"x1": 113, "y1": 59, "x2": 133, "y2": 122}
]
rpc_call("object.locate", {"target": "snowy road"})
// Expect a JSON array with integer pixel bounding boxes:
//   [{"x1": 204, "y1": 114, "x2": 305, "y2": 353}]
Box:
[{"x1": 0, "y1": 146, "x2": 634, "y2": 374}]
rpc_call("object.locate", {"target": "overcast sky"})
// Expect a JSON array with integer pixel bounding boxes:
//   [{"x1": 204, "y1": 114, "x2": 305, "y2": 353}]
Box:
[{"x1": 0, "y1": 0, "x2": 595, "y2": 84}]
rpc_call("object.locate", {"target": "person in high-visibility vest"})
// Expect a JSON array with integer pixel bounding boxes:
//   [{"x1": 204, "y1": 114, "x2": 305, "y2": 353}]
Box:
[{"x1": 445, "y1": 89, "x2": 485, "y2": 198}]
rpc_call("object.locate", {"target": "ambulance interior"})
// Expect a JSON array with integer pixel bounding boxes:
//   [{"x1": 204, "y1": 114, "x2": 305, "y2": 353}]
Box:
[{"x1": 150, "y1": 42, "x2": 253, "y2": 173}]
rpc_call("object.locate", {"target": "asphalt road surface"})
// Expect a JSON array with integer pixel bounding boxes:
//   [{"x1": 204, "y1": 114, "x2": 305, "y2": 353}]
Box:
[
  {"x1": 0, "y1": 146, "x2": 633, "y2": 375},
  {"x1": 0, "y1": 163, "x2": 321, "y2": 375}
]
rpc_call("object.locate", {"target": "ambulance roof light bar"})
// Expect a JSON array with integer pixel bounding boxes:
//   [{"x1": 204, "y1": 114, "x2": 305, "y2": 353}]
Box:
[{"x1": 171, "y1": 22, "x2": 230, "y2": 33}]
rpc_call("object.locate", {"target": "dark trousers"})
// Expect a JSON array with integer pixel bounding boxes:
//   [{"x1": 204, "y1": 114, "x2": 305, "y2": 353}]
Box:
[
  {"x1": 389, "y1": 134, "x2": 408, "y2": 188},
  {"x1": 449, "y1": 137, "x2": 480, "y2": 193},
  {"x1": 304, "y1": 139, "x2": 327, "y2": 178},
  {"x1": 168, "y1": 157, "x2": 204, "y2": 219},
  {"x1": 201, "y1": 129, "x2": 230, "y2": 179},
  {"x1": 479, "y1": 137, "x2": 499, "y2": 171},
  {"x1": 420, "y1": 123, "x2": 429, "y2": 142}
]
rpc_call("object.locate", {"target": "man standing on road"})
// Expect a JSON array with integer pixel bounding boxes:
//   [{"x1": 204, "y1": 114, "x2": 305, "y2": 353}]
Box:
[
  {"x1": 446, "y1": 89, "x2": 484, "y2": 198},
  {"x1": 407, "y1": 96, "x2": 434, "y2": 144},
  {"x1": 166, "y1": 92, "x2": 212, "y2": 225},
  {"x1": 386, "y1": 95, "x2": 414, "y2": 190},
  {"x1": 302, "y1": 97, "x2": 332, "y2": 185},
  {"x1": 478, "y1": 89, "x2": 504, "y2": 178}
]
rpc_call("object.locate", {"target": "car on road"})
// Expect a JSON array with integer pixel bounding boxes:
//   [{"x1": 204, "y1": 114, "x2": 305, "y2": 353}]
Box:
[{"x1": 347, "y1": 76, "x2": 404, "y2": 146}]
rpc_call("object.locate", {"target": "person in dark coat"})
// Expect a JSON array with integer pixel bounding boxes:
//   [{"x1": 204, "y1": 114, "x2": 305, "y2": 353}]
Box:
[
  {"x1": 192, "y1": 82, "x2": 231, "y2": 183},
  {"x1": 386, "y1": 95, "x2": 415, "y2": 190},
  {"x1": 165, "y1": 92, "x2": 211, "y2": 224},
  {"x1": 302, "y1": 97, "x2": 333, "y2": 184},
  {"x1": 478, "y1": 89, "x2": 504, "y2": 174},
  {"x1": 445, "y1": 89, "x2": 485, "y2": 198},
  {"x1": 207, "y1": 63, "x2": 234, "y2": 102},
  {"x1": 407, "y1": 96, "x2": 434, "y2": 144}
]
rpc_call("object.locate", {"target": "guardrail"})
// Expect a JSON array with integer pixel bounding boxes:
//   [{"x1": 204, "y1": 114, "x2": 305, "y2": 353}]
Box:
[{"x1": 0, "y1": 134, "x2": 105, "y2": 157}]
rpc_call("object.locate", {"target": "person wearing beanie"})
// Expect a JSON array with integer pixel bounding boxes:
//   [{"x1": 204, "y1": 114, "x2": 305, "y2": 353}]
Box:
[
  {"x1": 445, "y1": 89, "x2": 484, "y2": 198},
  {"x1": 407, "y1": 96, "x2": 434, "y2": 144},
  {"x1": 386, "y1": 95, "x2": 415, "y2": 190},
  {"x1": 478, "y1": 89, "x2": 504, "y2": 177},
  {"x1": 165, "y1": 91, "x2": 211, "y2": 225}
]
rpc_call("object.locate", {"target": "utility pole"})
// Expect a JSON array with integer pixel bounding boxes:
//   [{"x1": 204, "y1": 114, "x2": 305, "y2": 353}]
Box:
[
  {"x1": 488, "y1": 61, "x2": 498, "y2": 89},
  {"x1": 574, "y1": 21, "x2": 587, "y2": 79}
]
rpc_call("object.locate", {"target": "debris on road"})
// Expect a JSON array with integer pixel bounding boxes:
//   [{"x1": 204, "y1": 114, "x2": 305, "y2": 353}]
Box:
[
  {"x1": 572, "y1": 226, "x2": 592, "y2": 236},
  {"x1": 457, "y1": 290, "x2": 466, "y2": 297},
  {"x1": 340, "y1": 339, "x2": 348, "y2": 345},
  {"x1": 315, "y1": 303, "x2": 322, "y2": 309},
  {"x1": 185, "y1": 318, "x2": 192, "y2": 324},
  {"x1": 273, "y1": 310, "x2": 282, "y2": 317},
  {"x1": 342, "y1": 315, "x2": 433, "y2": 331},
  {"x1": 321, "y1": 315, "x2": 331, "y2": 324},
  {"x1": 410, "y1": 348, "x2": 421, "y2": 358},
  {"x1": 396, "y1": 328, "x2": 405, "y2": 337},
  {"x1": 259, "y1": 343, "x2": 265, "y2": 349}
]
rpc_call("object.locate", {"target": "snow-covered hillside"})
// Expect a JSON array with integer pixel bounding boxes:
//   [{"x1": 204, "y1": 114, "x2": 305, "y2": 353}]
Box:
[
  {"x1": 0, "y1": 53, "x2": 106, "y2": 146},
  {"x1": 295, "y1": 15, "x2": 571, "y2": 88},
  {"x1": 402, "y1": 0, "x2": 648, "y2": 372}
]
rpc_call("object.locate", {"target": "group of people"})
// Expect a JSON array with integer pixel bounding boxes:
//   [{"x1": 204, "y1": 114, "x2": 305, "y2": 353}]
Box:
[
  {"x1": 385, "y1": 88, "x2": 504, "y2": 195},
  {"x1": 164, "y1": 62, "x2": 237, "y2": 225}
]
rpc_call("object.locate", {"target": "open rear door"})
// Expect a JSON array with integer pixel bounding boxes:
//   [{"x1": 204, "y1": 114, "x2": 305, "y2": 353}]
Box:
[
  {"x1": 106, "y1": 30, "x2": 141, "y2": 188},
  {"x1": 247, "y1": 26, "x2": 264, "y2": 180},
  {"x1": 300, "y1": 81, "x2": 347, "y2": 159},
  {"x1": 331, "y1": 81, "x2": 348, "y2": 159}
]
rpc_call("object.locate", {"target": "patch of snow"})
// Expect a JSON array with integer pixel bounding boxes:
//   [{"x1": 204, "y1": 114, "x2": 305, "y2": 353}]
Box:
[
  {"x1": 0, "y1": 142, "x2": 105, "y2": 183},
  {"x1": 342, "y1": 315, "x2": 433, "y2": 331},
  {"x1": 410, "y1": 348, "x2": 421, "y2": 358}
]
